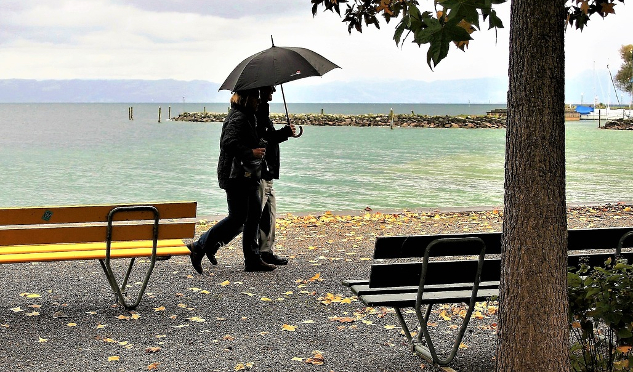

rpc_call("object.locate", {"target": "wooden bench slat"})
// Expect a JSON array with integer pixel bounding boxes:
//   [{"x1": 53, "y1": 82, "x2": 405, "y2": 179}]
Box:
[
  {"x1": 350, "y1": 281, "x2": 501, "y2": 296},
  {"x1": 0, "y1": 245, "x2": 191, "y2": 264},
  {"x1": 359, "y1": 288, "x2": 500, "y2": 307},
  {"x1": 0, "y1": 239, "x2": 187, "y2": 255},
  {"x1": 0, "y1": 222, "x2": 195, "y2": 246},
  {"x1": 0, "y1": 201, "x2": 197, "y2": 225},
  {"x1": 373, "y1": 228, "x2": 633, "y2": 260},
  {"x1": 368, "y1": 259, "x2": 503, "y2": 288},
  {"x1": 374, "y1": 232, "x2": 504, "y2": 259}
]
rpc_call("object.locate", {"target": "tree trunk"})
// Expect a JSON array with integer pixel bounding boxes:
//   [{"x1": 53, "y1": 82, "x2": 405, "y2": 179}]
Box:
[{"x1": 496, "y1": 0, "x2": 569, "y2": 371}]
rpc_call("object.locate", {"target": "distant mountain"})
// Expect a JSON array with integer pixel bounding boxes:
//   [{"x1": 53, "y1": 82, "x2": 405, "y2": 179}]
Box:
[
  {"x1": 1, "y1": 76, "x2": 621, "y2": 104},
  {"x1": 0, "y1": 79, "x2": 225, "y2": 103}
]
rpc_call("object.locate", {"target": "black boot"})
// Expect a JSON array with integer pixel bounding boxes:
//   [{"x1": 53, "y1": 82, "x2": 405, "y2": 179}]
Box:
[
  {"x1": 244, "y1": 257, "x2": 276, "y2": 272},
  {"x1": 205, "y1": 243, "x2": 219, "y2": 265},
  {"x1": 187, "y1": 242, "x2": 204, "y2": 274},
  {"x1": 261, "y1": 252, "x2": 288, "y2": 265}
]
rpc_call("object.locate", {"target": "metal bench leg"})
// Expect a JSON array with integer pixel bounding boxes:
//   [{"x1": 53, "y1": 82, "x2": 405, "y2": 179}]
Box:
[
  {"x1": 101, "y1": 206, "x2": 160, "y2": 310},
  {"x1": 410, "y1": 236, "x2": 487, "y2": 366}
]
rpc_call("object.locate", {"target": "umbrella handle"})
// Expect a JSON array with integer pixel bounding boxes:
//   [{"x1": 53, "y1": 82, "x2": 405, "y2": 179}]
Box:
[{"x1": 293, "y1": 125, "x2": 303, "y2": 138}]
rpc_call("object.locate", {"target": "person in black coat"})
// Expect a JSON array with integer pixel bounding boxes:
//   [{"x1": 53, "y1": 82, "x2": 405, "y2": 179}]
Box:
[
  {"x1": 255, "y1": 86, "x2": 296, "y2": 265},
  {"x1": 188, "y1": 88, "x2": 276, "y2": 273}
]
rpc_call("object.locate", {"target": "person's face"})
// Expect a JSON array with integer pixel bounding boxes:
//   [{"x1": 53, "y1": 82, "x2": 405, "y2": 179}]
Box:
[
  {"x1": 246, "y1": 92, "x2": 260, "y2": 110},
  {"x1": 260, "y1": 87, "x2": 274, "y2": 102}
]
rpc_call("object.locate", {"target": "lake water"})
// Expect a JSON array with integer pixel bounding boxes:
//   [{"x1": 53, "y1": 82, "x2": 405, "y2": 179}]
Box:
[{"x1": 0, "y1": 103, "x2": 631, "y2": 216}]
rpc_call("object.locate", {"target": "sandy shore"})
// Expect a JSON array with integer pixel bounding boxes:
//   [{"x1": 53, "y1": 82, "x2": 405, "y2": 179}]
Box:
[{"x1": 1, "y1": 203, "x2": 632, "y2": 372}]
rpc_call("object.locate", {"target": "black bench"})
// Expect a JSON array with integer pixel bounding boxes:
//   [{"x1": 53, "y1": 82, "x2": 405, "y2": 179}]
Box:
[{"x1": 343, "y1": 227, "x2": 633, "y2": 366}]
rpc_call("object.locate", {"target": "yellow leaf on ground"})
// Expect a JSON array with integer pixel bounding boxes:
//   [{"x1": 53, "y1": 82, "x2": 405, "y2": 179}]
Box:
[
  {"x1": 154, "y1": 306, "x2": 166, "y2": 312},
  {"x1": 260, "y1": 297, "x2": 272, "y2": 302},
  {"x1": 108, "y1": 356, "x2": 120, "y2": 362},
  {"x1": 147, "y1": 362, "x2": 160, "y2": 370},
  {"x1": 439, "y1": 310, "x2": 452, "y2": 321},
  {"x1": 38, "y1": 337, "x2": 48, "y2": 343},
  {"x1": 241, "y1": 292, "x2": 255, "y2": 297},
  {"x1": 220, "y1": 280, "x2": 231, "y2": 286},
  {"x1": 187, "y1": 317, "x2": 206, "y2": 323},
  {"x1": 67, "y1": 323, "x2": 77, "y2": 327},
  {"x1": 291, "y1": 357, "x2": 304, "y2": 362},
  {"x1": 282, "y1": 324, "x2": 296, "y2": 331}
]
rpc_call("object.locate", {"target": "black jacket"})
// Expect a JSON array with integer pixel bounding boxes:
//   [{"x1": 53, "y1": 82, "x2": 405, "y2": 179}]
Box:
[
  {"x1": 256, "y1": 102, "x2": 293, "y2": 180},
  {"x1": 217, "y1": 104, "x2": 260, "y2": 189}
]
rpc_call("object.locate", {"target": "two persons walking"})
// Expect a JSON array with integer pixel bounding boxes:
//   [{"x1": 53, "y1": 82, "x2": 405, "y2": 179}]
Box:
[{"x1": 188, "y1": 86, "x2": 295, "y2": 273}]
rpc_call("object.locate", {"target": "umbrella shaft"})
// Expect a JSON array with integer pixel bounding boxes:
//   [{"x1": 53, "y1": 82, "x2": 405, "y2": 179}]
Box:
[{"x1": 280, "y1": 84, "x2": 291, "y2": 126}]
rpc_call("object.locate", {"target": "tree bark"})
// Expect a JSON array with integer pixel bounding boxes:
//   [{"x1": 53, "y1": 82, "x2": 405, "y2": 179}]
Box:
[{"x1": 496, "y1": 0, "x2": 569, "y2": 371}]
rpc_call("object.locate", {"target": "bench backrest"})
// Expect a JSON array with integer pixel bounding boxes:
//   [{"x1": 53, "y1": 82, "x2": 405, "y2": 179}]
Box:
[
  {"x1": 369, "y1": 227, "x2": 633, "y2": 289},
  {"x1": 0, "y1": 201, "x2": 197, "y2": 246}
]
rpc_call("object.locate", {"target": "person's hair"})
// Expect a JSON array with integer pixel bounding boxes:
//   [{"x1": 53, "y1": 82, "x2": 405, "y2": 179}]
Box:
[{"x1": 230, "y1": 89, "x2": 258, "y2": 107}]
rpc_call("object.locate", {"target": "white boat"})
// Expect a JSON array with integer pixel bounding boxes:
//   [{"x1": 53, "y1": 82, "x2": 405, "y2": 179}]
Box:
[{"x1": 580, "y1": 108, "x2": 632, "y2": 120}]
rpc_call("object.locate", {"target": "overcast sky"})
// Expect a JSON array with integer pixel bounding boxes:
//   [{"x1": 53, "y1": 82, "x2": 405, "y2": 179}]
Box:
[{"x1": 1, "y1": 1, "x2": 631, "y2": 96}]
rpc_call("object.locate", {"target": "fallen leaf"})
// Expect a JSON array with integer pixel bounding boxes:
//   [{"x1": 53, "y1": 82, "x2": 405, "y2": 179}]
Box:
[
  {"x1": 147, "y1": 362, "x2": 161, "y2": 370},
  {"x1": 187, "y1": 317, "x2": 206, "y2": 323},
  {"x1": 154, "y1": 306, "x2": 166, "y2": 312},
  {"x1": 220, "y1": 281, "x2": 231, "y2": 286},
  {"x1": 26, "y1": 311, "x2": 40, "y2": 317},
  {"x1": 108, "y1": 356, "x2": 120, "y2": 362},
  {"x1": 282, "y1": 324, "x2": 296, "y2": 331},
  {"x1": 67, "y1": 323, "x2": 77, "y2": 327},
  {"x1": 38, "y1": 337, "x2": 48, "y2": 343},
  {"x1": 305, "y1": 351, "x2": 325, "y2": 365},
  {"x1": 145, "y1": 346, "x2": 162, "y2": 353},
  {"x1": 260, "y1": 297, "x2": 272, "y2": 302}
]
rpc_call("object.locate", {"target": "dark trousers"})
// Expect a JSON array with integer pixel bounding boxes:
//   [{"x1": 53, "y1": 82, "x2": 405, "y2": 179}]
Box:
[{"x1": 196, "y1": 181, "x2": 261, "y2": 261}]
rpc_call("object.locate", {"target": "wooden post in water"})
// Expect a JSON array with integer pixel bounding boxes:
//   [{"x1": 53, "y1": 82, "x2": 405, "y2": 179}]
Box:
[
  {"x1": 598, "y1": 111, "x2": 601, "y2": 128},
  {"x1": 321, "y1": 108, "x2": 324, "y2": 115},
  {"x1": 204, "y1": 107, "x2": 206, "y2": 113},
  {"x1": 390, "y1": 108, "x2": 394, "y2": 130},
  {"x1": 168, "y1": 106, "x2": 171, "y2": 120},
  {"x1": 158, "y1": 107, "x2": 162, "y2": 123}
]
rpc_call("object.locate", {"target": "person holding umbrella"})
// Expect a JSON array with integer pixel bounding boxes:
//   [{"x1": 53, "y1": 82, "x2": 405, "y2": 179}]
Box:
[
  {"x1": 256, "y1": 86, "x2": 296, "y2": 266},
  {"x1": 188, "y1": 88, "x2": 276, "y2": 273}
]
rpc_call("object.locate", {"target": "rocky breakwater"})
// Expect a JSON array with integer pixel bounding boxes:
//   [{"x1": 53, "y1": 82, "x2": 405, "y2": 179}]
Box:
[
  {"x1": 173, "y1": 112, "x2": 506, "y2": 129},
  {"x1": 604, "y1": 118, "x2": 633, "y2": 130}
]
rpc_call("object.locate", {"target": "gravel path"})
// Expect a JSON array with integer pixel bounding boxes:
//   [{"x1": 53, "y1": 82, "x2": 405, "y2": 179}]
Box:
[{"x1": 1, "y1": 204, "x2": 632, "y2": 372}]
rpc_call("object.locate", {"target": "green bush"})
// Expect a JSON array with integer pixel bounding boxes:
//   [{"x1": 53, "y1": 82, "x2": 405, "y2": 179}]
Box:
[{"x1": 568, "y1": 257, "x2": 633, "y2": 371}]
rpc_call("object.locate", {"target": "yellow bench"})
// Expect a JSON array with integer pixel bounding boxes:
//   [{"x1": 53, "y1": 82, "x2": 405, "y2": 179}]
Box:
[{"x1": 0, "y1": 201, "x2": 197, "y2": 309}]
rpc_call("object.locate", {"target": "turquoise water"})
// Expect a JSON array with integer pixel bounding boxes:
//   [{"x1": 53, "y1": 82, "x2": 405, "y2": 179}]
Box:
[{"x1": 0, "y1": 103, "x2": 630, "y2": 216}]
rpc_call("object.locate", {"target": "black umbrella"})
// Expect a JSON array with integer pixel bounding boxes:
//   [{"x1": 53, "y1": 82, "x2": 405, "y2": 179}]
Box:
[{"x1": 219, "y1": 38, "x2": 340, "y2": 136}]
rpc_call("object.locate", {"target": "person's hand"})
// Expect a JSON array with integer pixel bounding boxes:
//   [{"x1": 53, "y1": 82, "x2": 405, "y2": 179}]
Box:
[
  {"x1": 253, "y1": 147, "x2": 266, "y2": 159},
  {"x1": 289, "y1": 124, "x2": 297, "y2": 136}
]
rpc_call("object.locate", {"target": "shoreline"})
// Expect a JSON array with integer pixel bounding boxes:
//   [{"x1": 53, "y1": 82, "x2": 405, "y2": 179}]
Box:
[
  {"x1": 173, "y1": 111, "x2": 633, "y2": 129},
  {"x1": 195, "y1": 201, "x2": 633, "y2": 222}
]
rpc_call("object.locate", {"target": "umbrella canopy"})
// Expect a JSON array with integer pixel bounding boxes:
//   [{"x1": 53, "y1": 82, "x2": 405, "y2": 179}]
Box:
[{"x1": 219, "y1": 46, "x2": 340, "y2": 92}]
